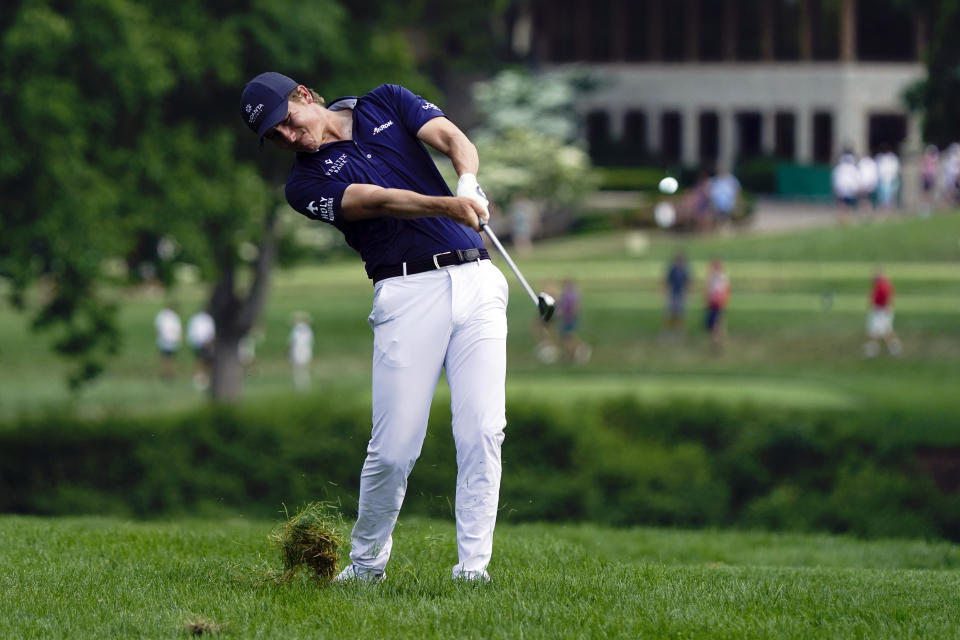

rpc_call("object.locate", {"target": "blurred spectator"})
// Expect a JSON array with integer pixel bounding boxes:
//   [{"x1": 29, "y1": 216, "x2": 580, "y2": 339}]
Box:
[
  {"x1": 920, "y1": 145, "x2": 939, "y2": 215},
  {"x1": 186, "y1": 309, "x2": 215, "y2": 391},
  {"x1": 681, "y1": 171, "x2": 712, "y2": 232},
  {"x1": 832, "y1": 151, "x2": 860, "y2": 216},
  {"x1": 705, "y1": 259, "x2": 730, "y2": 352},
  {"x1": 558, "y1": 279, "x2": 591, "y2": 364},
  {"x1": 941, "y1": 143, "x2": 960, "y2": 206},
  {"x1": 708, "y1": 167, "x2": 741, "y2": 229},
  {"x1": 239, "y1": 324, "x2": 264, "y2": 375},
  {"x1": 509, "y1": 194, "x2": 540, "y2": 255},
  {"x1": 875, "y1": 146, "x2": 900, "y2": 209},
  {"x1": 857, "y1": 153, "x2": 878, "y2": 209},
  {"x1": 663, "y1": 251, "x2": 690, "y2": 338},
  {"x1": 864, "y1": 268, "x2": 902, "y2": 358},
  {"x1": 534, "y1": 280, "x2": 561, "y2": 364},
  {"x1": 289, "y1": 312, "x2": 314, "y2": 390},
  {"x1": 154, "y1": 303, "x2": 182, "y2": 381}
]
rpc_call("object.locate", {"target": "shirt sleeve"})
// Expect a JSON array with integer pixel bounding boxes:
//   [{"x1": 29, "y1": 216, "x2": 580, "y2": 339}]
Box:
[
  {"x1": 374, "y1": 84, "x2": 445, "y2": 135},
  {"x1": 285, "y1": 173, "x2": 349, "y2": 225}
]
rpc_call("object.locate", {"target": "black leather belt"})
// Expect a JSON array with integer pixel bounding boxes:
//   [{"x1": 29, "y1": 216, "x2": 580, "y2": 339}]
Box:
[{"x1": 372, "y1": 248, "x2": 489, "y2": 284}]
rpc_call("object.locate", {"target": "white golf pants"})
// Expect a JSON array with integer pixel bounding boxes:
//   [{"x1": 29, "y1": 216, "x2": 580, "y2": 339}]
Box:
[{"x1": 350, "y1": 259, "x2": 508, "y2": 577}]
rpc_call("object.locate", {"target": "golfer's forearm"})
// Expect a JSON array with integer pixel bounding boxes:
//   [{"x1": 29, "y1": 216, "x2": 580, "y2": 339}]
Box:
[
  {"x1": 340, "y1": 185, "x2": 478, "y2": 229},
  {"x1": 445, "y1": 136, "x2": 480, "y2": 178},
  {"x1": 340, "y1": 186, "x2": 439, "y2": 219},
  {"x1": 417, "y1": 117, "x2": 479, "y2": 177}
]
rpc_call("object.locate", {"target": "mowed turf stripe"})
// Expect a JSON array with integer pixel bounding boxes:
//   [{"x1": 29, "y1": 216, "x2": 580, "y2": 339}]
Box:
[
  {"x1": 277, "y1": 260, "x2": 960, "y2": 286},
  {"x1": 581, "y1": 292, "x2": 960, "y2": 313},
  {"x1": 502, "y1": 374, "x2": 859, "y2": 409},
  {"x1": 514, "y1": 261, "x2": 960, "y2": 281}
]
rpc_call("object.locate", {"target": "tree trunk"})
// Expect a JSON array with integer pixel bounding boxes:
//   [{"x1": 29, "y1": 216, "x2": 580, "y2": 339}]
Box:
[
  {"x1": 207, "y1": 212, "x2": 278, "y2": 403},
  {"x1": 210, "y1": 333, "x2": 244, "y2": 401}
]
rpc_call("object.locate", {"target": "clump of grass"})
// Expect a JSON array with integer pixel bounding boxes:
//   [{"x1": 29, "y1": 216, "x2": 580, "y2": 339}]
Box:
[
  {"x1": 183, "y1": 616, "x2": 222, "y2": 635},
  {"x1": 268, "y1": 502, "x2": 344, "y2": 584}
]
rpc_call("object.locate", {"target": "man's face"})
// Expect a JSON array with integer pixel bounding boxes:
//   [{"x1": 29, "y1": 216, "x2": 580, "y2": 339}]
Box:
[{"x1": 264, "y1": 88, "x2": 322, "y2": 152}]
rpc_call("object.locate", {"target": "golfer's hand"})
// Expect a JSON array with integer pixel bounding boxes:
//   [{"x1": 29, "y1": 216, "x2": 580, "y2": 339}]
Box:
[
  {"x1": 456, "y1": 173, "x2": 490, "y2": 224},
  {"x1": 447, "y1": 197, "x2": 488, "y2": 231}
]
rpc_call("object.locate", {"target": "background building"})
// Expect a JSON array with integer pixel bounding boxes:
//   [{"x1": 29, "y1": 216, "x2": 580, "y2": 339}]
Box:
[{"x1": 519, "y1": 0, "x2": 927, "y2": 170}]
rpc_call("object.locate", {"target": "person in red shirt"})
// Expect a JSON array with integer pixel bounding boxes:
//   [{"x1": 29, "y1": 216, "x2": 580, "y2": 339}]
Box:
[
  {"x1": 705, "y1": 259, "x2": 731, "y2": 351},
  {"x1": 864, "y1": 268, "x2": 902, "y2": 357}
]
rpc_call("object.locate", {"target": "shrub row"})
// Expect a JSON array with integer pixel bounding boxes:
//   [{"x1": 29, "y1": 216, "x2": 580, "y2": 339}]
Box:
[{"x1": 1, "y1": 395, "x2": 958, "y2": 540}]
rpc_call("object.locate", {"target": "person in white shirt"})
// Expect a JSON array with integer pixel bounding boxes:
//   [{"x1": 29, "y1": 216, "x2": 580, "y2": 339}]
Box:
[
  {"x1": 186, "y1": 310, "x2": 216, "y2": 391},
  {"x1": 875, "y1": 147, "x2": 901, "y2": 209},
  {"x1": 857, "y1": 154, "x2": 878, "y2": 209},
  {"x1": 832, "y1": 152, "x2": 860, "y2": 217},
  {"x1": 288, "y1": 312, "x2": 314, "y2": 390},
  {"x1": 154, "y1": 303, "x2": 182, "y2": 381}
]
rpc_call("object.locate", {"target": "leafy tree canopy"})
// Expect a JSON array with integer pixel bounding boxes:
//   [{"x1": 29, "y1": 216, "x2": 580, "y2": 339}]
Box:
[{"x1": 0, "y1": 0, "x2": 431, "y2": 390}]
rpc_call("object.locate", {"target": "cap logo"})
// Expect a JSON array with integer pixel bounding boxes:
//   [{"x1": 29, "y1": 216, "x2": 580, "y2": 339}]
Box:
[
  {"x1": 245, "y1": 104, "x2": 253, "y2": 114},
  {"x1": 247, "y1": 103, "x2": 264, "y2": 125}
]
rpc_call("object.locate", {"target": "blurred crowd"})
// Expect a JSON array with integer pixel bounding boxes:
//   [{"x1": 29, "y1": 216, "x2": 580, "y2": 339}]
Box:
[
  {"x1": 831, "y1": 147, "x2": 902, "y2": 214},
  {"x1": 153, "y1": 306, "x2": 315, "y2": 391},
  {"x1": 832, "y1": 143, "x2": 960, "y2": 217}
]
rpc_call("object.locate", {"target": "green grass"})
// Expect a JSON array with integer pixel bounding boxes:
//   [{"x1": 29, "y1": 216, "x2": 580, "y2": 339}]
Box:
[
  {"x1": 2, "y1": 515, "x2": 959, "y2": 639},
  {"x1": 1, "y1": 211, "x2": 960, "y2": 418}
]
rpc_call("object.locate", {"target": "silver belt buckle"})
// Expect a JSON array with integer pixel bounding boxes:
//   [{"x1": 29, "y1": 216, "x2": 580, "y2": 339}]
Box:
[{"x1": 432, "y1": 251, "x2": 452, "y2": 269}]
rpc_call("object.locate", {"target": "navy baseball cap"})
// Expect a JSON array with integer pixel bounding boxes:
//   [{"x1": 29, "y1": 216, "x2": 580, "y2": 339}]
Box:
[{"x1": 240, "y1": 72, "x2": 300, "y2": 144}]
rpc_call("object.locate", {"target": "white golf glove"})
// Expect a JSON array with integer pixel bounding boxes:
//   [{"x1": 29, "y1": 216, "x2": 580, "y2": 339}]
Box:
[{"x1": 457, "y1": 173, "x2": 490, "y2": 225}]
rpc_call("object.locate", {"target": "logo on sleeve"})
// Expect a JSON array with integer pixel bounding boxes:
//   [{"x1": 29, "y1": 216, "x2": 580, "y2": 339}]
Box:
[
  {"x1": 373, "y1": 120, "x2": 394, "y2": 135},
  {"x1": 421, "y1": 101, "x2": 440, "y2": 111},
  {"x1": 306, "y1": 198, "x2": 335, "y2": 222}
]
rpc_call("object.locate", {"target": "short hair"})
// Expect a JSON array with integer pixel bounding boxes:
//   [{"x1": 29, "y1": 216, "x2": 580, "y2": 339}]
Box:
[{"x1": 288, "y1": 86, "x2": 325, "y2": 106}]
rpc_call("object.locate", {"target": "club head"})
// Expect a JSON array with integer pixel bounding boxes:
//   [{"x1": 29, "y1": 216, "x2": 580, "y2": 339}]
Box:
[{"x1": 537, "y1": 293, "x2": 556, "y2": 322}]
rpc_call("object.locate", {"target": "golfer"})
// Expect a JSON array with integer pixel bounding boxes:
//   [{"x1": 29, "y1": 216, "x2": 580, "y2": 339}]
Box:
[{"x1": 241, "y1": 73, "x2": 508, "y2": 583}]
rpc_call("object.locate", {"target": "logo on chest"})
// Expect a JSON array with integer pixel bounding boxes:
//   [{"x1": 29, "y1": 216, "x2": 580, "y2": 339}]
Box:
[
  {"x1": 372, "y1": 120, "x2": 394, "y2": 135},
  {"x1": 323, "y1": 153, "x2": 349, "y2": 175}
]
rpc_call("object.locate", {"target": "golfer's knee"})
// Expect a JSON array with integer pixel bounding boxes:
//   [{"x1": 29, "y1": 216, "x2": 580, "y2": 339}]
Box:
[{"x1": 364, "y1": 449, "x2": 418, "y2": 478}]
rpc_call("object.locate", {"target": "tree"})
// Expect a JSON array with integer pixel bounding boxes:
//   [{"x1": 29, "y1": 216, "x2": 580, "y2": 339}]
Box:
[
  {"x1": 903, "y1": 0, "x2": 960, "y2": 146},
  {"x1": 0, "y1": 0, "x2": 430, "y2": 399},
  {"x1": 454, "y1": 69, "x2": 599, "y2": 233}
]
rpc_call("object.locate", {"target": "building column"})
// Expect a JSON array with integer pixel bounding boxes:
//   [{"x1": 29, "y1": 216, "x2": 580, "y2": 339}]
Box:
[
  {"x1": 722, "y1": 0, "x2": 738, "y2": 61},
  {"x1": 682, "y1": 108, "x2": 699, "y2": 166},
  {"x1": 647, "y1": 0, "x2": 664, "y2": 62},
  {"x1": 685, "y1": 0, "x2": 701, "y2": 62},
  {"x1": 609, "y1": 107, "x2": 626, "y2": 142},
  {"x1": 762, "y1": 109, "x2": 776, "y2": 156},
  {"x1": 759, "y1": 0, "x2": 775, "y2": 61},
  {"x1": 797, "y1": 107, "x2": 812, "y2": 164},
  {"x1": 840, "y1": 0, "x2": 856, "y2": 62},
  {"x1": 719, "y1": 109, "x2": 736, "y2": 170},
  {"x1": 646, "y1": 106, "x2": 662, "y2": 157},
  {"x1": 835, "y1": 103, "x2": 863, "y2": 156},
  {"x1": 798, "y1": 0, "x2": 813, "y2": 61}
]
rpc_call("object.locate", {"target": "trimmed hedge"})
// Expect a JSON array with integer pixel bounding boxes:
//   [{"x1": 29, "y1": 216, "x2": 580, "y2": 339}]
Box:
[{"x1": 1, "y1": 395, "x2": 958, "y2": 540}]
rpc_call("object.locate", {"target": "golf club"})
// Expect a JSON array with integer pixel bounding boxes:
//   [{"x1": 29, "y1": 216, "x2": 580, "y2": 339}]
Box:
[{"x1": 479, "y1": 220, "x2": 555, "y2": 321}]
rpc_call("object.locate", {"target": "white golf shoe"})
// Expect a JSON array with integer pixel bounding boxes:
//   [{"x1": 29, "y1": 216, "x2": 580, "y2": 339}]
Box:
[
  {"x1": 333, "y1": 563, "x2": 385, "y2": 584},
  {"x1": 452, "y1": 568, "x2": 491, "y2": 583}
]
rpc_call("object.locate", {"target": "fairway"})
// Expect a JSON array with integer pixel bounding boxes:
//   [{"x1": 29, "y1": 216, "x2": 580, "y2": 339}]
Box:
[
  {"x1": 505, "y1": 373, "x2": 860, "y2": 409},
  {"x1": 2, "y1": 213, "x2": 960, "y2": 418},
  {"x1": 2, "y1": 516, "x2": 959, "y2": 639}
]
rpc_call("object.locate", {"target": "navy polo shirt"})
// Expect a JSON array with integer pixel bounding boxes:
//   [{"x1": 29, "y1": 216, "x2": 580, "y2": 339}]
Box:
[{"x1": 284, "y1": 84, "x2": 484, "y2": 279}]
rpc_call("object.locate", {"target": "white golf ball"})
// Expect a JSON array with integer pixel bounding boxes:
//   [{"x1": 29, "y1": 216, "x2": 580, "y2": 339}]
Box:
[{"x1": 658, "y1": 176, "x2": 679, "y2": 194}]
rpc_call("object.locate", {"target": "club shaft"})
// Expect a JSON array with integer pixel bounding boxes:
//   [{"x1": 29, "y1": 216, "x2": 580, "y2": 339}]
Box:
[{"x1": 480, "y1": 223, "x2": 540, "y2": 305}]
